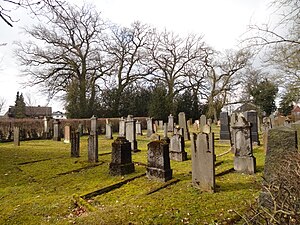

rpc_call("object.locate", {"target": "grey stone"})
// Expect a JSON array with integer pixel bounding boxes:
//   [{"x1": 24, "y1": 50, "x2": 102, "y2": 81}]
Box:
[
  {"x1": 126, "y1": 116, "x2": 139, "y2": 152},
  {"x1": 90, "y1": 115, "x2": 97, "y2": 135},
  {"x1": 169, "y1": 132, "x2": 187, "y2": 161},
  {"x1": 191, "y1": 132, "x2": 215, "y2": 193},
  {"x1": 136, "y1": 120, "x2": 143, "y2": 135},
  {"x1": 88, "y1": 133, "x2": 98, "y2": 162},
  {"x1": 244, "y1": 110, "x2": 260, "y2": 145},
  {"x1": 161, "y1": 123, "x2": 170, "y2": 143},
  {"x1": 146, "y1": 117, "x2": 154, "y2": 137},
  {"x1": 53, "y1": 119, "x2": 61, "y2": 141},
  {"x1": 14, "y1": 126, "x2": 20, "y2": 146},
  {"x1": 200, "y1": 114, "x2": 207, "y2": 128},
  {"x1": 70, "y1": 127, "x2": 80, "y2": 157},
  {"x1": 105, "y1": 123, "x2": 113, "y2": 139},
  {"x1": 119, "y1": 117, "x2": 126, "y2": 137},
  {"x1": 168, "y1": 114, "x2": 174, "y2": 132},
  {"x1": 219, "y1": 112, "x2": 231, "y2": 140},
  {"x1": 150, "y1": 133, "x2": 160, "y2": 141},
  {"x1": 202, "y1": 124, "x2": 211, "y2": 134},
  {"x1": 178, "y1": 112, "x2": 190, "y2": 140},
  {"x1": 159, "y1": 120, "x2": 164, "y2": 130},
  {"x1": 146, "y1": 140, "x2": 172, "y2": 182},
  {"x1": 109, "y1": 137, "x2": 135, "y2": 175}
]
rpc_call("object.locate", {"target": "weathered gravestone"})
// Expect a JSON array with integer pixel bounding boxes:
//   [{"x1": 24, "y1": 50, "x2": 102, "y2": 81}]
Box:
[
  {"x1": 70, "y1": 127, "x2": 80, "y2": 157},
  {"x1": 168, "y1": 114, "x2": 174, "y2": 132},
  {"x1": 161, "y1": 123, "x2": 170, "y2": 143},
  {"x1": 178, "y1": 112, "x2": 190, "y2": 140},
  {"x1": 159, "y1": 120, "x2": 164, "y2": 130},
  {"x1": 146, "y1": 140, "x2": 172, "y2": 182},
  {"x1": 78, "y1": 124, "x2": 83, "y2": 136},
  {"x1": 169, "y1": 128, "x2": 187, "y2": 161},
  {"x1": 146, "y1": 117, "x2": 154, "y2": 137},
  {"x1": 88, "y1": 116, "x2": 98, "y2": 163},
  {"x1": 260, "y1": 127, "x2": 298, "y2": 208},
  {"x1": 231, "y1": 115, "x2": 256, "y2": 174},
  {"x1": 64, "y1": 125, "x2": 71, "y2": 144},
  {"x1": 126, "y1": 115, "x2": 139, "y2": 152},
  {"x1": 219, "y1": 112, "x2": 231, "y2": 140},
  {"x1": 109, "y1": 137, "x2": 135, "y2": 175},
  {"x1": 191, "y1": 132, "x2": 215, "y2": 193},
  {"x1": 53, "y1": 119, "x2": 61, "y2": 141},
  {"x1": 244, "y1": 110, "x2": 260, "y2": 145},
  {"x1": 14, "y1": 126, "x2": 20, "y2": 146},
  {"x1": 43, "y1": 116, "x2": 50, "y2": 139},
  {"x1": 200, "y1": 115, "x2": 207, "y2": 130},
  {"x1": 105, "y1": 123, "x2": 113, "y2": 139},
  {"x1": 136, "y1": 120, "x2": 143, "y2": 136},
  {"x1": 119, "y1": 117, "x2": 126, "y2": 137}
]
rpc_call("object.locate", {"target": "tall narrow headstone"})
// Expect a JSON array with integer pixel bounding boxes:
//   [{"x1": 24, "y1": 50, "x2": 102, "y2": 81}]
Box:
[
  {"x1": 126, "y1": 115, "x2": 139, "y2": 152},
  {"x1": 119, "y1": 117, "x2": 126, "y2": 137},
  {"x1": 136, "y1": 120, "x2": 143, "y2": 135},
  {"x1": 219, "y1": 112, "x2": 231, "y2": 140},
  {"x1": 14, "y1": 126, "x2": 20, "y2": 146},
  {"x1": 78, "y1": 124, "x2": 83, "y2": 136},
  {"x1": 169, "y1": 128, "x2": 187, "y2": 161},
  {"x1": 191, "y1": 132, "x2": 215, "y2": 192},
  {"x1": 105, "y1": 123, "x2": 113, "y2": 139},
  {"x1": 146, "y1": 117, "x2": 154, "y2": 137},
  {"x1": 64, "y1": 125, "x2": 71, "y2": 143},
  {"x1": 70, "y1": 127, "x2": 80, "y2": 157},
  {"x1": 90, "y1": 115, "x2": 97, "y2": 135},
  {"x1": 231, "y1": 115, "x2": 256, "y2": 174},
  {"x1": 161, "y1": 123, "x2": 170, "y2": 143},
  {"x1": 146, "y1": 140, "x2": 172, "y2": 182},
  {"x1": 88, "y1": 116, "x2": 98, "y2": 162},
  {"x1": 159, "y1": 120, "x2": 164, "y2": 130},
  {"x1": 200, "y1": 115, "x2": 207, "y2": 129},
  {"x1": 178, "y1": 112, "x2": 190, "y2": 140},
  {"x1": 167, "y1": 114, "x2": 174, "y2": 132},
  {"x1": 53, "y1": 119, "x2": 61, "y2": 141},
  {"x1": 109, "y1": 137, "x2": 135, "y2": 175},
  {"x1": 43, "y1": 116, "x2": 50, "y2": 139},
  {"x1": 244, "y1": 110, "x2": 260, "y2": 145}
]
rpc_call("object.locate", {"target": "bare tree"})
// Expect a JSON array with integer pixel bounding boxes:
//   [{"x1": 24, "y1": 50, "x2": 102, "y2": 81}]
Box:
[
  {"x1": 0, "y1": 97, "x2": 6, "y2": 115},
  {"x1": 15, "y1": 3, "x2": 111, "y2": 118},
  {"x1": 148, "y1": 29, "x2": 207, "y2": 115}
]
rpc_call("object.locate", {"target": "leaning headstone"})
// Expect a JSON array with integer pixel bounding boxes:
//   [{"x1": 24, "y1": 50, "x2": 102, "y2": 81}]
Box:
[
  {"x1": 178, "y1": 112, "x2": 190, "y2": 140},
  {"x1": 136, "y1": 120, "x2": 143, "y2": 135},
  {"x1": 70, "y1": 127, "x2": 80, "y2": 157},
  {"x1": 191, "y1": 132, "x2": 215, "y2": 193},
  {"x1": 119, "y1": 117, "x2": 126, "y2": 137},
  {"x1": 200, "y1": 115, "x2": 207, "y2": 129},
  {"x1": 169, "y1": 128, "x2": 187, "y2": 161},
  {"x1": 14, "y1": 126, "x2": 20, "y2": 146},
  {"x1": 126, "y1": 115, "x2": 139, "y2": 152},
  {"x1": 231, "y1": 115, "x2": 256, "y2": 174},
  {"x1": 219, "y1": 112, "x2": 231, "y2": 140},
  {"x1": 167, "y1": 114, "x2": 174, "y2": 132},
  {"x1": 105, "y1": 123, "x2": 113, "y2": 139},
  {"x1": 146, "y1": 117, "x2": 154, "y2": 137},
  {"x1": 64, "y1": 125, "x2": 71, "y2": 144},
  {"x1": 146, "y1": 140, "x2": 172, "y2": 182},
  {"x1": 109, "y1": 137, "x2": 135, "y2": 175},
  {"x1": 244, "y1": 110, "x2": 260, "y2": 145},
  {"x1": 53, "y1": 119, "x2": 61, "y2": 141},
  {"x1": 260, "y1": 126, "x2": 298, "y2": 207}
]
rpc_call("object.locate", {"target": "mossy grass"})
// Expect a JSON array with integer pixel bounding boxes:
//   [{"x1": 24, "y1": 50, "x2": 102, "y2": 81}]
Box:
[{"x1": 0, "y1": 124, "x2": 265, "y2": 224}]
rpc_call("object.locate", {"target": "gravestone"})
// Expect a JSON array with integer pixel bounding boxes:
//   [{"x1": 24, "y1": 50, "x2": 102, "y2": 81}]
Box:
[
  {"x1": 90, "y1": 115, "x2": 97, "y2": 135},
  {"x1": 260, "y1": 126, "x2": 298, "y2": 207},
  {"x1": 78, "y1": 124, "x2": 83, "y2": 136},
  {"x1": 119, "y1": 117, "x2": 126, "y2": 137},
  {"x1": 191, "y1": 132, "x2": 215, "y2": 193},
  {"x1": 70, "y1": 127, "x2": 80, "y2": 157},
  {"x1": 200, "y1": 115, "x2": 207, "y2": 129},
  {"x1": 161, "y1": 123, "x2": 170, "y2": 143},
  {"x1": 14, "y1": 126, "x2": 20, "y2": 146},
  {"x1": 136, "y1": 120, "x2": 143, "y2": 135},
  {"x1": 231, "y1": 115, "x2": 256, "y2": 174},
  {"x1": 88, "y1": 116, "x2": 98, "y2": 162},
  {"x1": 219, "y1": 112, "x2": 231, "y2": 140},
  {"x1": 109, "y1": 137, "x2": 135, "y2": 175},
  {"x1": 53, "y1": 119, "x2": 61, "y2": 141},
  {"x1": 43, "y1": 116, "x2": 50, "y2": 139},
  {"x1": 159, "y1": 120, "x2": 164, "y2": 130},
  {"x1": 244, "y1": 110, "x2": 260, "y2": 145},
  {"x1": 64, "y1": 125, "x2": 71, "y2": 143},
  {"x1": 168, "y1": 114, "x2": 174, "y2": 132},
  {"x1": 126, "y1": 115, "x2": 139, "y2": 152},
  {"x1": 202, "y1": 124, "x2": 211, "y2": 134},
  {"x1": 105, "y1": 123, "x2": 113, "y2": 139},
  {"x1": 146, "y1": 117, "x2": 154, "y2": 137},
  {"x1": 178, "y1": 112, "x2": 190, "y2": 140},
  {"x1": 146, "y1": 140, "x2": 172, "y2": 182},
  {"x1": 207, "y1": 118, "x2": 212, "y2": 126},
  {"x1": 169, "y1": 128, "x2": 187, "y2": 161}
]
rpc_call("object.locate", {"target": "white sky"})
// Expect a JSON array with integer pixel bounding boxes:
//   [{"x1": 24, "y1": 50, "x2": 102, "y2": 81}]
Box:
[{"x1": 0, "y1": 0, "x2": 273, "y2": 114}]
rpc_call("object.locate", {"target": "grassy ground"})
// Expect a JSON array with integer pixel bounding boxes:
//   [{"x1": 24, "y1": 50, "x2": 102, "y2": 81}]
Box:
[{"x1": 0, "y1": 125, "x2": 265, "y2": 225}]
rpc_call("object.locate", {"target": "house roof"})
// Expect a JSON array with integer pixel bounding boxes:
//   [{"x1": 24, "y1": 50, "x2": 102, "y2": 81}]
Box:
[{"x1": 6, "y1": 106, "x2": 52, "y2": 118}]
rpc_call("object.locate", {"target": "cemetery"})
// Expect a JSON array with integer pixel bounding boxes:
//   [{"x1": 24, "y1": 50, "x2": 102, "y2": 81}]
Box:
[{"x1": 3, "y1": 112, "x2": 294, "y2": 224}]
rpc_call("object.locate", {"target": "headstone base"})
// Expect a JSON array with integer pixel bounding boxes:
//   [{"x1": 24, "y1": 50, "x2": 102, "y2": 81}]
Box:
[
  {"x1": 169, "y1": 151, "x2": 187, "y2": 161},
  {"x1": 234, "y1": 156, "x2": 256, "y2": 174},
  {"x1": 146, "y1": 167, "x2": 172, "y2": 182},
  {"x1": 53, "y1": 137, "x2": 61, "y2": 141},
  {"x1": 109, "y1": 162, "x2": 135, "y2": 176}
]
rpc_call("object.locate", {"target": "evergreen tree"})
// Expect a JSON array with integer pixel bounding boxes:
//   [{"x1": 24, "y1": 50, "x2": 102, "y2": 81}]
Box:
[
  {"x1": 15, "y1": 92, "x2": 26, "y2": 118},
  {"x1": 148, "y1": 85, "x2": 170, "y2": 121}
]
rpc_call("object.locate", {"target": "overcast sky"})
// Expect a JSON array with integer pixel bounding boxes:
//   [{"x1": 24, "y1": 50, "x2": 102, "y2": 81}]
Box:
[{"x1": 0, "y1": 0, "x2": 273, "y2": 113}]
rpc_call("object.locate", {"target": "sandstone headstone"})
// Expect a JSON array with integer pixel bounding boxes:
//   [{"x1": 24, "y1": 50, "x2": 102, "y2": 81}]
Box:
[
  {"x1": 178, "y1": 112, "x2": 190, "y2": 140},
  {"x1": 146, "y1": 140, "x2": 172, "y2": 182},
  {"x1": 136, "y1": 120, "x2": 143, "y2": 135},
  {"x1": 126, "y1": 115, "x2": 139, "y2": 152},
  {"x1": 64, "y1": 125, "x2": 71, "y2": 144},
  {"x1": 43, "y1": 116, "x2": 50, "y2": 139},
  {"x1": 53, "y1": 119, "x2": 61, "y2": 141},
  {"x1": 109, "y1": 137, "x2": 135, "y2": 175},
  {"x1": 191, "y1": 132, "x2": 215, "y2": 192},
  {"x1": 105, "y1": 123, "x2": 113, "y2": 139},
  {"x1": 14, "y1": 126, "x2": 20, "y2": 146}
]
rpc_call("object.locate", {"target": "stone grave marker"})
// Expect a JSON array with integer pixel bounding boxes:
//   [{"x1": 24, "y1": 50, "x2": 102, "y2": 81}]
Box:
[
  {"x1": 105, "y1": 123, "x2": 113, "y2": 139},
  {"x1": 178, "y1": 112, "x2": 190, "y2": 140},
  {"x1": 53, "y1": 119, "x2": 61, "y2": 141},
  {"x1": 150, "y1": 133, "x2": 160, "y2": 141},
  {"x1": 136, "y1": 120, "x2": 143, "y2": 135},
  {"x1": 64, "y1": 125, "x2": 71, "y2": 143},
  {"x1": 169, "y1": 128, "x2": 187, "y2": 161},
  {"x1": 202, "y1": 124, "x2": 211, "y2": 134},
  {"x1": 159, "y1": 120, "x2": 164, "y2": 130},
  {"x1": 78, "y1": 124, "x2": 83, "y2": 136},
  {"x1": 161, "y1": 123, "x2": 170, "y2": 143},
  {"x1": 146, "y1": 117, "x2": 154, "y2": 137},
  {"x1": 231, "y1": 114, "x2": 256, "y2": 174},
  {"x1": 219, "y1": 112, "x2": 231, "y2": 140},
  {"x1": 168, "y1": 114, "x2": 174, "y2": 132},
  {"x1": 88, "y1": 116, "x2": 98, "y2": 162},
  {"x1": 200, "y1": 114, "x2": 207, "y2": 129},
  {"x1": 146, "y1": 140, "x2": 172, "y2": 182},
  {"x1": 119, "y1": 117, "x2": 126, "y2": 137},
  {"x1": 90, "y1": 115, "x2": 97, "y2": 135},
  {"x1": 109, "y1": 137, "x2": 135, "y2": 175},
  {"x1": 70, "y1": 127, "x2": 80, "y2": 157},
  {"x1": 126, "y1": 115, "x2": 139, "y2": 152},
  {"x1": 191, "y1": 132, "x2": 215, "y2": 192},
  {"x1": 14, "y1": 126, "x2": 20, "y2": 146},
  {"x1": 43, "y1": 116, "x2": 50, "y2": 139},
  {"x1": 244, "y1": 110, "x2": 260, "y2": 145}
]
